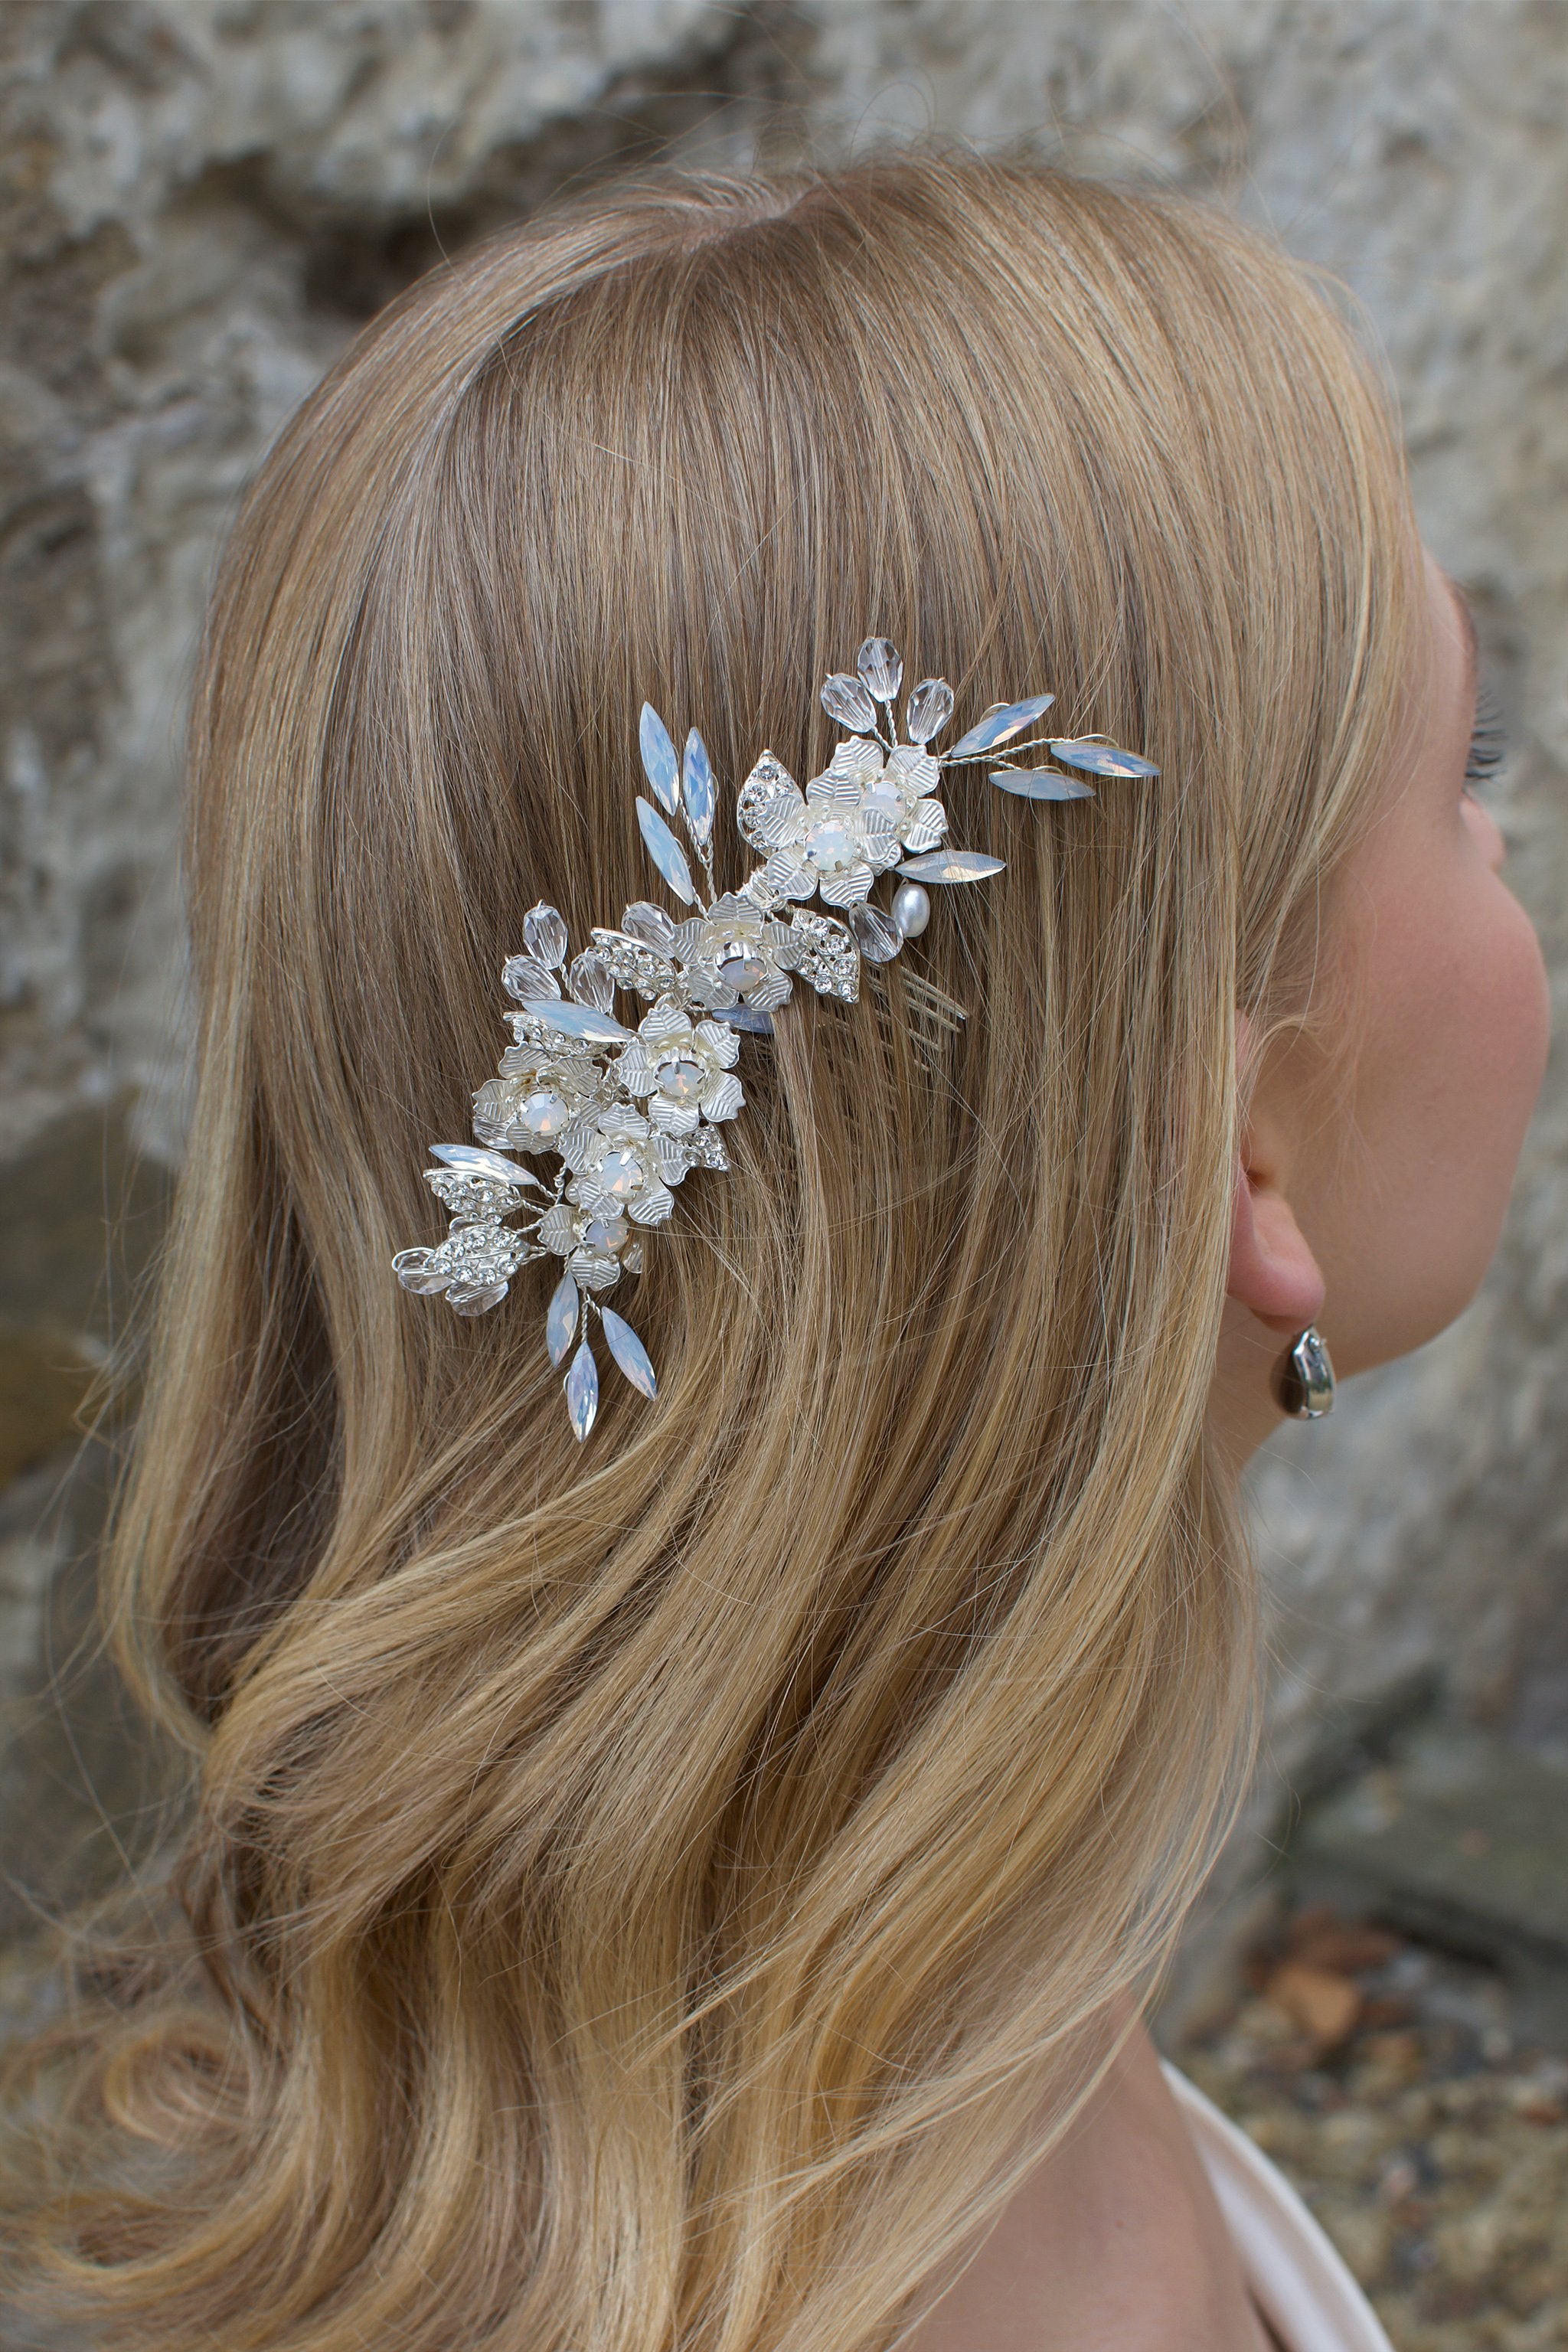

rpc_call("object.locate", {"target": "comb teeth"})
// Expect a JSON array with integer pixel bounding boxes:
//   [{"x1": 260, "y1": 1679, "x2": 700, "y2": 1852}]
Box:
[{"x1": 868, "y1": 967, "x2": 968, "y2": 1074}]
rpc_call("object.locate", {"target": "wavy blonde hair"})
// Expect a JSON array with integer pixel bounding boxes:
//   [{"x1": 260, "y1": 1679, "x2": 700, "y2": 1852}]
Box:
[{"x1": 5, "y1": 155, "x2": 1419, "y2": 2351}]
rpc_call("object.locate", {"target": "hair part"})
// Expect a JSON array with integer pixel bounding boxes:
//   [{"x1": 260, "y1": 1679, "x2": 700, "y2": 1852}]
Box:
[{"x1": 4, "y1": 152, "x2": 1419, "y2": 2352}]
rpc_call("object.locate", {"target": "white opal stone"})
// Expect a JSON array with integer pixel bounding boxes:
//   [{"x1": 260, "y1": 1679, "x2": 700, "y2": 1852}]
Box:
[
  {"x1": 805, "y1": 815, "x2": 858, "y2": 872},
  {"x1": 581, "y1": 1214, "x2": 629, "y2": 1251},
  {"x1": 599, "y1": 1148, "x2": 644, "y2": 1200},
  {"x1": 717, "y1": 939, "x2": 766, "y2": 989},
  {"x1": 518, "y1": 1089, "x2": 570, "y2": 1138},
  {"x1": 657, "y1": 1054, "x2": 705, "y2": 1102},
  {"x1": 859, "y1": 782, "x2": 906, "y2": 828}
]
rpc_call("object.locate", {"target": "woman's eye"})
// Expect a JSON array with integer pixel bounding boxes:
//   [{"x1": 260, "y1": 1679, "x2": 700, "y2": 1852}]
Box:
[{"x1": 1464, "y1": 676, "x2": 1508, "y2": 795}]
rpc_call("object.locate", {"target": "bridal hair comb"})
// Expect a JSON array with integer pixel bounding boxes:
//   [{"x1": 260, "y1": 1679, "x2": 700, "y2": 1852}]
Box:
[{"x1": 393, "y1": 639, "x2": 1158, "y2": 1439}]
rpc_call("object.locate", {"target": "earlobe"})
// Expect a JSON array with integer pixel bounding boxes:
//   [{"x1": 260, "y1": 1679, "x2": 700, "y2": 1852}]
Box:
[{"x1": 1226, "y1": 1156, "x2": 1326, "y2": 1331}]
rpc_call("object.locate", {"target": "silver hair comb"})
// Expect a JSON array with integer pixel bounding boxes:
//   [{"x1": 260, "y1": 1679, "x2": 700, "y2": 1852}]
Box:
[{"x1": 393, "y1": 639, "x2": 1157, "y2": 1439}]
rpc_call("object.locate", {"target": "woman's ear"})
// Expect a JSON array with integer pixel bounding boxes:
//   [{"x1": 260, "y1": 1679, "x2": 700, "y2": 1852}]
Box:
[
  {"x1": 1226, "y1": 1146, "x2": 1325, "y2": 1331},
  {"x1": 1227, "y1": 1015, "x2": 1326, "y2": 1332}
]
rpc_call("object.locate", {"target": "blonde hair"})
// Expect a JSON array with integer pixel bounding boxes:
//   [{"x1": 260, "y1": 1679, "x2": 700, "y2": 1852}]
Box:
[{"x1": 4, "y1": 154, "x2": 1419, "y2": 2351}]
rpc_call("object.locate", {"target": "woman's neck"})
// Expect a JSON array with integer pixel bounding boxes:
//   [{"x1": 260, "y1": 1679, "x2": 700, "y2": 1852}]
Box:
[{"x1": 901, "y1": 2020, "x2": 1270, "y2": 2352}]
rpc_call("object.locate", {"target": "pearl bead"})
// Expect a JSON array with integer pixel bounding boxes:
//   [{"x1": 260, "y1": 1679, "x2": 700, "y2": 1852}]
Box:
[{"x1": 891, "y1": 880, "x2": 930, "y2": 939}]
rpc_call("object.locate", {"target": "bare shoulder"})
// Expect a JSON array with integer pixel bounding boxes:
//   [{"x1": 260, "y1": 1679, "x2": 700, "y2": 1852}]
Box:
[{"x1": 903, "y1": 2023, "x2": 1271, "y2": 2352}]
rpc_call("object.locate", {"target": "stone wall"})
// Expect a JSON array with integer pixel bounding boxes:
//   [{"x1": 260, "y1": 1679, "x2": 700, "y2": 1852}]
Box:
[{"x1": 3, "y1": 0, "x2": 1566, "y2": 1934}]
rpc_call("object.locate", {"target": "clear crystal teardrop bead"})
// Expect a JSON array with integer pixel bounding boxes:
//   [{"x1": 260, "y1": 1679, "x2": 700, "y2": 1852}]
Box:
[
  {"x1": 905, "y1": 678, "x2": 955, "y2": 744},
  {"x1": 623, "y1": 901, "x2": 678, "y2": 952},
  {"x1": 821, "y1": 673, "x2": 878, "y2": 733},
  {"x1": 522, "y1": 903, "x2": 569, "y2": 968},
  {"x1": 569, "y1": 949, "x2": 614, "y2": 1010},
  {"x1": 848, "y1": 900, "x2": 902, "y2": 963},
  {"x1": 856, "y1": 639, "x2": 903, "y2": 704},
  {"x1": 503, "y1": 954, "x2": 560, "y2": 1002}
]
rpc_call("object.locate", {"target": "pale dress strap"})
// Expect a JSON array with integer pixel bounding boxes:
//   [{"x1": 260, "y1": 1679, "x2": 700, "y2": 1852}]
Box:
[{"x1": 1162, "y1": 2063, "x2": 1396, "y2": 2352}]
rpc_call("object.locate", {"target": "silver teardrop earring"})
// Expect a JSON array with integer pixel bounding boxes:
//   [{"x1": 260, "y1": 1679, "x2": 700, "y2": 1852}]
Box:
[{"x1": 1274, "y1": 1325, "x2": 1335, "y2": 1419}]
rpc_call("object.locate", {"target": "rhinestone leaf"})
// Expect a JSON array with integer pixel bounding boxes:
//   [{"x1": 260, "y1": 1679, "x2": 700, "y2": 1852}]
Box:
[
  {"x1": 849, "y1": 900, "x2": 903, "y2": 963},
  {"x1": 821, "y1": 672, "x2": 878, "y2": 733},
  {"x1": 522, "y1": 903, "x2": 568, "y2": 968},
  {"x1": 601, "y1": 1306, "x2": 657, "y2": 1399},
  {"x1": 568, "y1": 949, "x2": 614, "y2": 1009},
  {"x1": 905, "y1": 678, "x2": 955, "y2": 744},
  {"x1": 503, "y1": 955, "x2": 561, "y2": 1002},
  {"x1": 639, "y1": 703, "x2": 681, "y2": 817},
  {"x1": 777, "y1": 910, "x2": 860, "y2": 1001},
  {"x1": 546, "y1": 1271, "x2": 579, "y2": 1367},
  {"x1": 682, "y1": 729, "x2": 716, "y2": 850},
  {"x1": 430, "y1": 1143, "x2": 534, "y2": 1186},
  {"x1": 448, "y1": 1280, "x2": 508, "y2": 1315},
  {"x1": 636, "y1": 798, "x2": 697, "y2": 906},
  {"x1": 1047, "y1": 737, "x2": 1160, "y2": 779},
  {"x1": 990, "y1": 766, "x2": 1096, "y2": 800},
  {"x1": 521, "y1": 997, "x2": 632, "y2": 1044},
  {"x1": 946, "y1": 693, "x2": 1057, "y2": 761},
  {"x1": 622, "y1": 901, "x2": 678, "y2": 952},
  {"x1": 681, "y1": 1129, "x2": 729, "y2": 1172},
  {"x1": 857, "y1": 638, "x2": 903, "y2": 704},
  {"x1": 566, "y1": 1340, "x2": 599, "y2": 1441},
  {"x1": 593, "y1": 926, "x2": 677, "y2": 1000},
  {"x1": 737, "y1": 752, "x2": 799, "y2": 849},
  {"x1": 897, "y1": 850, "x2": 1007, "y2": 884}
]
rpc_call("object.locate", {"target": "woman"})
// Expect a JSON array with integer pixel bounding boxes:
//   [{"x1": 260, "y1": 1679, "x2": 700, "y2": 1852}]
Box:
[{"x1": 2, "y1": 154, "x2": 1547, "y2": 2350}]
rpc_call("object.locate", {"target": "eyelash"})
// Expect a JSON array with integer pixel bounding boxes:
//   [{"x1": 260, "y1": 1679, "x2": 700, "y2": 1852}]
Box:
[{"x1": 1465, "y1": 676, "x2": 1508, "y2": 795}]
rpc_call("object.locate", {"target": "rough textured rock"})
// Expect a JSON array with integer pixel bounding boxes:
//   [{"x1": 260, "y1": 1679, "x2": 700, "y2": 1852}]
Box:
[{"x1": 2, "y1": 0, "x2": 1566, "y2": 1926}]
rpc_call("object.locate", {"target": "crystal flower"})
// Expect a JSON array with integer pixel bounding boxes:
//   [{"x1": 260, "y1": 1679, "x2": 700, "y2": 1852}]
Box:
[
  {"x1": 561, "y1": 1105, "x2": 681, "y2": 1228},
  {"x1": 536, "y1": 1197, "x2": 636, "y2": 1292},
  {"x1": 740, "y1": 735, "x2": 948, "y2": 908},
  {"x1": 668, "y1": 892, "x2": 794, "y2": 1012},
  {"x1": 475, "y1": 1033, "x2": 606, "y2": 1154},
  {"x1": 613, "y1": 999, "x2": 745, "y2": 1135}
]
